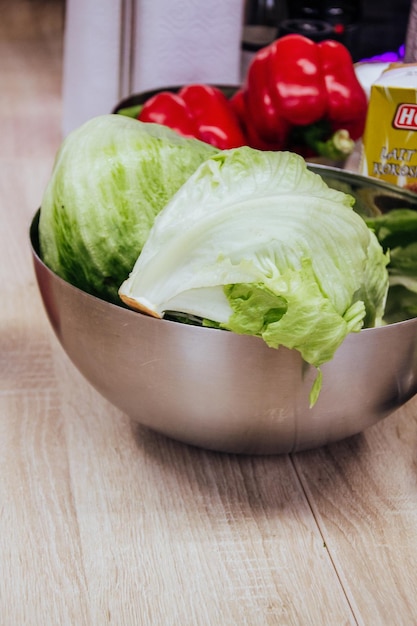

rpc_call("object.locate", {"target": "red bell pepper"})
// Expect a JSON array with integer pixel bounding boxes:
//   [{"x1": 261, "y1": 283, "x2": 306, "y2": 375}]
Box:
[
  {"x1": 138, "y1": 91, "x2": 199, "y2": 139},
  {"x1": 265, "y1": 35, "x2": 328, "y2": 127},
  {"x1": 229, "y1": 88, "x2": 286, "y2": 151},
  {"x1": 243, "y1": 46, "x2": 291, "y2": 146},
  {"x1": 138, "y1": 85, "x2": 246, "y2": 150},
  {"x1": 178, "y1": 85, "x2": 246, "y2": 149},
  {"x1": 317, "y1": 39, "x2": 368, "y2": 140},
  {"x1": 242, "y1": 34, "x2": 367, "y2": 158}
]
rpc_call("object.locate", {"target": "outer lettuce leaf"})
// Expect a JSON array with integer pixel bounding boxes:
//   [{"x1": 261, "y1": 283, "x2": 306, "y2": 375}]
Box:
[
  {"x1": 39, "y1": 114, "x2": 217, "y2": 303},
  {"x1": 224, "y1": 262, "x2": 366, "y2": 364},
  {"x1": 119, "y1": 148, "x2": 389, "y2": 401}
]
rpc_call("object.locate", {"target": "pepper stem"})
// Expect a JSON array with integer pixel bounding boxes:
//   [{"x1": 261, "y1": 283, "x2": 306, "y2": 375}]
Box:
[
  {"x1": 303, "y1": 120, "x2": 355, "y2": 161},
  {"x1": 312, "y1": 128, "x2": 356, "y2": 161},
  {"x1": 291, "y1": 120, "x2": 356, "y2": 161}
]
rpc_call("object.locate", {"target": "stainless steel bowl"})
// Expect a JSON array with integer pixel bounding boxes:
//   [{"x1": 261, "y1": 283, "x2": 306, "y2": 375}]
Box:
[{"x1": 30, "y1": 167, "x2": 417, "y2": 454}]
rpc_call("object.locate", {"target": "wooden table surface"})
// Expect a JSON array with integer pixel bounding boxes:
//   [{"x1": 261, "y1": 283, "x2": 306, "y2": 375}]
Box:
[{"x1": 2, "y1": 2, "x2": 417, "y2": 624}]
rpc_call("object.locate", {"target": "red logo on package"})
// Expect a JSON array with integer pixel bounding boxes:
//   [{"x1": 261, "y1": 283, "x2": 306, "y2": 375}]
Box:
[{"x1": 393, "y1": 104, "x2": 417, "y2": 130}]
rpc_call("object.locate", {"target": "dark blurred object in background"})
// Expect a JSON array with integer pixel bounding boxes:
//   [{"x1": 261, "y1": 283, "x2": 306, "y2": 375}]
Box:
[
  {"x1": 241, "y1": 0, "x2": 282, "y2": 77},
  {"x1": 242, "y1": 1, "x2": 412, "y2": 62},
  {"x1": 358, "y1": 0, "x2": 411, "y2": 61},
  {"x1": 284, "y1": 1, "x2": 362, "y2": 55},
  {"x1": 404, "y1": 0, "x2": 417, "y2": 61},
  {"x1": 242, "y1": 0, "x2": 280, "y2": 53}
]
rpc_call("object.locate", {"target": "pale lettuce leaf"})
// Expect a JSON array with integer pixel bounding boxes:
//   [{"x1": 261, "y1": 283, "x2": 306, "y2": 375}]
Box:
[{"x1": 119, "y1": 148, "x2": 389, "y2": 402}]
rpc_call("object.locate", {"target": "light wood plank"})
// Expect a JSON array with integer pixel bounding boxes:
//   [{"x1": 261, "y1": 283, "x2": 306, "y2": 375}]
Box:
[
  {"x1": 0, "y1": 2, "x2": 356, "y2": 624},
  {"x1": 293, "y1": 403, "x2": 417, "y2": 625},
  {"x1": 50, "y1": 354, "x2": 355, "y2": 626},
  {"x1": 3, "y1": 1, "x2": 417, "y2": 624}
]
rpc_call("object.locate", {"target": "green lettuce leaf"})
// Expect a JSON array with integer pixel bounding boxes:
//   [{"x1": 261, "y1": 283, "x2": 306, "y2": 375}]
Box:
[
  {"x1": 365, "y1": 209, "x2": 417, "y2": 249},
  {"x1": 39, "y1": 114, "x2": 217, "y2": 303},
  {"x1": 119, "y1": 148, "x2": 389, "y2": 403},
  {"x1": 365, "y1": 209, "x2": 417, "y2": 323}
]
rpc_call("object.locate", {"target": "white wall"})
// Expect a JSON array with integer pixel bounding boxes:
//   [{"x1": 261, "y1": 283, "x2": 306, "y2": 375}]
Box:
[{"x1": 62, "y1": 0, "x2": 245, "y2": 135}]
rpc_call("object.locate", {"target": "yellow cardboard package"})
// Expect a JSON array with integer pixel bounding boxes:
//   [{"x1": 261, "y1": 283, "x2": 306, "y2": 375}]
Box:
[{"x1": 360, "y1": 63, "x2": 417, "y2": 192}]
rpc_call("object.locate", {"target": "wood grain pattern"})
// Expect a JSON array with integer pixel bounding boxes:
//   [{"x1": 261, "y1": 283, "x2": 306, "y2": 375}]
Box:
[
  {"x1": 2, "y1": 2, "x2": 417, "y2": 624},
  {"x1": 293, "y1": 404, "x2": 417, "y2": 625}
]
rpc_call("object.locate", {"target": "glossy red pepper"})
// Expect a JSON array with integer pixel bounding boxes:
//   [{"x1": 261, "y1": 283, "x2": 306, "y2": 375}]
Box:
[
  {"x1": 243, "y1": 46, "x2": 291, "y2": 146},
  {"x1": 242, "y1": 34, "x2": 367, "y2": 154},
  {"x1": 178, "y1": 85, "x2": 246, "y2": 149},
  {"x1": 317, "y1": 39, "x2": 368, "y2": 140},
  {"x1": 229, "y1": 89, "x2": 287, "y2": 151},
  {"x1": 138, "y1": 91, "x2": 199, "y2": 139},
  {"x1": 266, "y1": 35, "x2": 328, "y2": 127},
  {"x1": 138, "y1": 85, "x2": 246, "y2": 150}
]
